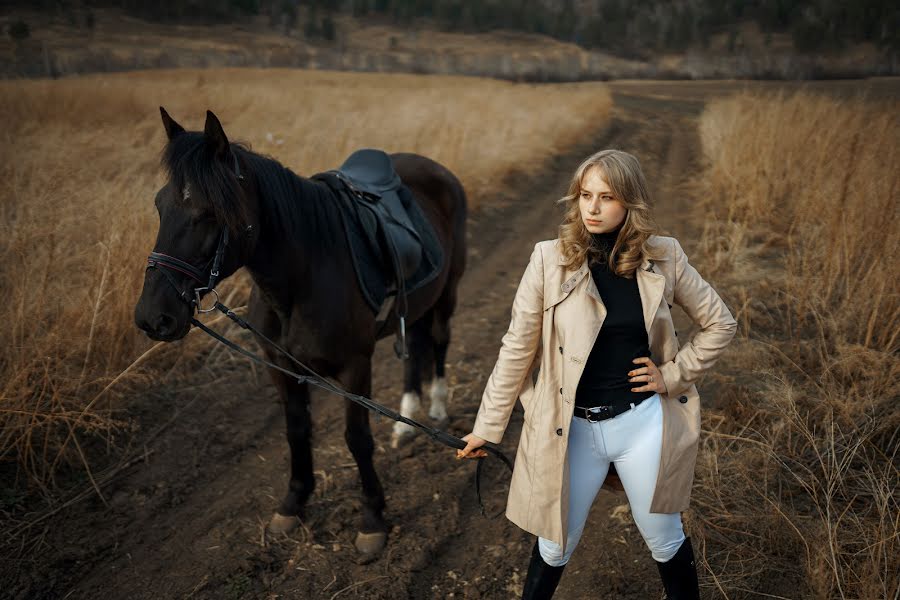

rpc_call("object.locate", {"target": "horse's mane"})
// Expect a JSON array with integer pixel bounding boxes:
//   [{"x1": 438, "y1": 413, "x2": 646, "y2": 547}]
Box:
[{"x1": 161, "y1": 133, "x2": 340, "y2": 254}]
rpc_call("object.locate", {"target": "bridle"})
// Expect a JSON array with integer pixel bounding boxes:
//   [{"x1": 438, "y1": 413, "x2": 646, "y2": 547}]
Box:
[
  {"x1": 140, "y1": 152, "x2": 512, "y2": 517},
  {"x1": 146, "y1": 153, "x2": 243, "y2": 313},
  {"x1": 147, "y1": 226, "x2": 230, "y2": 313}
]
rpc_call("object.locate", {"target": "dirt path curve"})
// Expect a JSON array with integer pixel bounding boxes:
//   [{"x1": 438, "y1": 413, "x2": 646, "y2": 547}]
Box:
[{"x1": 6, "y1": 84, "x2": 718, "y2": 600}]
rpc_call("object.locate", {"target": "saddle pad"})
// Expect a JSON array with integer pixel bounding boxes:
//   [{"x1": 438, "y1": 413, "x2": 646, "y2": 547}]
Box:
[{"x1": 311, "y1": 171, "x2": 444, "y2": 314}]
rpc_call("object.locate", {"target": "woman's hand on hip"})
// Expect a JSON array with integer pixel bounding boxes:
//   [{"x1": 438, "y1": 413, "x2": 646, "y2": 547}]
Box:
[
  {"x1": 456, "y1": 433, "x2": 488, "y2": 459},
  {"x1": 629, "y1": 357, "x2": 669, "y2": 394}
]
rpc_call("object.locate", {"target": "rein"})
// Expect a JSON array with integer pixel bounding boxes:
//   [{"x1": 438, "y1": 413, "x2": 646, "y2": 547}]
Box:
[
  {"x1": 143, "y1": 157, "x2": 512, "y2": 517},
  {"x1": 188, "y1": 300, "x2": 512, "y2": 518}
]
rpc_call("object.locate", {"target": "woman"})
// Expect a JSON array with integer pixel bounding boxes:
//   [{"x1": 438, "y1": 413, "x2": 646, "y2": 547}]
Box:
[{"x1": 456, "y1": 149, "x2": 737, "y2": 599}]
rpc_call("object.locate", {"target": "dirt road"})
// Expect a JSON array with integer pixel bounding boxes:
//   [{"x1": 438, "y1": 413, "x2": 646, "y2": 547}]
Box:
[{"x1": 9, "y1": 80, "x2": 880, "y2": 600}]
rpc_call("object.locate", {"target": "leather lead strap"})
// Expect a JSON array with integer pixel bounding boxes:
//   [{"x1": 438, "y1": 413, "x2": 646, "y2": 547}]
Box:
[{"x1": 191, "y1": 300, "x2": 513, "y2": 518}]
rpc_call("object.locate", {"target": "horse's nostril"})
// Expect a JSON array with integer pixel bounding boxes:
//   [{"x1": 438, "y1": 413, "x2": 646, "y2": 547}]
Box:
[
  {"x1": 155, "y1": 313, "x2": 177, "y2": 336},
  {"x1": 136, "y1": 317, "x2": 154, "y2": 334}
]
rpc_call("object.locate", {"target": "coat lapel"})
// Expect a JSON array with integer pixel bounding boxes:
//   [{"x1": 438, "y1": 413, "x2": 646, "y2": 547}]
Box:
[
  {"x1": 636, "y1": 257, "x2": 666, "y2": 334},
  {"x1": 558, "y1": 252, "x2": 666, "y2": 334}
]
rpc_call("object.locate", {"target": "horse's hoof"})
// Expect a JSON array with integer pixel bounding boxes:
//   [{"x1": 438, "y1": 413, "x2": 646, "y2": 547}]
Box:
[
  {"x1": 268, "y1": 512, "x2": 301, "y2": 534},
  {"x1": 354, "y1": 530, "x2": 387, "y2": 556}
]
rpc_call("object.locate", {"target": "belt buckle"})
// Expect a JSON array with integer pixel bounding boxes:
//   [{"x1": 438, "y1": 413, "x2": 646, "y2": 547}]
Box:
[{"x1": 586, "y1": 406, "x2": 610, "y2": 422}]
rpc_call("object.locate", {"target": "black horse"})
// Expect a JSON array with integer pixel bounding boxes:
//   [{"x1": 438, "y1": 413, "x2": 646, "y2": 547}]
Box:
[{"x1": 134, "y1": 108, "x2": 467, "y2": 555}]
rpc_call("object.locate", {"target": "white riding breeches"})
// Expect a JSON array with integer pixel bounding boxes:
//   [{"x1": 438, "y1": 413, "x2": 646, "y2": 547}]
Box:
[{"x1": 538, "y1": 393, "x2": 685, "y2": 566}]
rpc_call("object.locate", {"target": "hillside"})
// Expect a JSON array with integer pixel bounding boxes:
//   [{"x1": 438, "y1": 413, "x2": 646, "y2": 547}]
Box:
[{"x1": 2, "y1": 8, "x2": 895, "y2": 80}]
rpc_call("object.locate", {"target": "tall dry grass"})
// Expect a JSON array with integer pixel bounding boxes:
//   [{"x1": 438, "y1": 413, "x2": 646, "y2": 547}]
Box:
[
  {"x1": 690, "y1": 91, "x2": 899, "y2": 599},
  {"x1": 0, "y1": 68, "x2": 612, "y2": 494}
]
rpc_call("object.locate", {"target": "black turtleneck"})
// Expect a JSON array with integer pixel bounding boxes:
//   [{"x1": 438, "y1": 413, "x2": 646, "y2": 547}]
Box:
[{"x1": 574, "y1": 227, "x2": 655, "y2": 409}]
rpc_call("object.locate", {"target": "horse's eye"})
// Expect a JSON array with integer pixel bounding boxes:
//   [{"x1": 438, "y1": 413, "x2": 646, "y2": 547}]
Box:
[{"x1": 190, "y1": 213, "x2": 215, "y2": 225}]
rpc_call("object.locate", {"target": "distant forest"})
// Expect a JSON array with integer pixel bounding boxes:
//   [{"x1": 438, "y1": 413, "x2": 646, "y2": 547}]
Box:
[{"x1": 14, "y1": 0, "x2": 900, "y2": 57}]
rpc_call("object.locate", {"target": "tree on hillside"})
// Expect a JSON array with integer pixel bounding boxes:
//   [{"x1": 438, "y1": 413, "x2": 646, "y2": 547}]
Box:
[{"x1": 8, "y1": 20, "x2": 30, "y2": 42}]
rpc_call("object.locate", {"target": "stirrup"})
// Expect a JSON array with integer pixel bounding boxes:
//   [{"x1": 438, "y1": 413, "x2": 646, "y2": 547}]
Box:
[{"x1": 393, "y1": 315, "x2": 409, "y2": 360}]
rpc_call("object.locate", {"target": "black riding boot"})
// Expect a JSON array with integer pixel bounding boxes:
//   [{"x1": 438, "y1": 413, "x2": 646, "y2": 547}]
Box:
[
  {"x1": 656, "y1": 536, "x2": 700, "y2": 600},
  {"x1": 521, "y1": 538, "x2": 566, "y2": 600}
]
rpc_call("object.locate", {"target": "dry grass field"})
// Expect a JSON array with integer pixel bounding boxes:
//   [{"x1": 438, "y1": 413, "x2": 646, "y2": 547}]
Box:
[
  {"x1": 689, "y1": 91, "x2": 899, "y2": 598},
  {"x1": 3, "y1": 69, "x2": 897, "y2": 599},
  {"x1": 0, "y1": 68, "x2": 613, "y2": 492}
]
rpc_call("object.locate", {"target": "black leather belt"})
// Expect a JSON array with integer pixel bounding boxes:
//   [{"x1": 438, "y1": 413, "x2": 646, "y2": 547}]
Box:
[{"x1": 574, "y1": 395, "x2": 650, "y2": 422}]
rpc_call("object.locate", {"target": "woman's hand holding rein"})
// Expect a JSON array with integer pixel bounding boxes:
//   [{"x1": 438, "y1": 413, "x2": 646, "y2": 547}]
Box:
[{"x1": 457, "y1": 432, "x2": 489, "y2": 459}]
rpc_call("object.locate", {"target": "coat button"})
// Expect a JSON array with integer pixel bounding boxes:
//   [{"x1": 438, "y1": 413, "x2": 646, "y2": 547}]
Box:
[
  {"x1": 678, "y1": 395, "x2": 688, "y2": 404},
  {"x1": 559, "y1": 346, "x2": 563, "y2": 354},
  {"x1": 559, "y1": 387, "x2": 563, "y2": 394},
  {"x1": 556, "y1": 428, "x2": 563, "y2": 436}
]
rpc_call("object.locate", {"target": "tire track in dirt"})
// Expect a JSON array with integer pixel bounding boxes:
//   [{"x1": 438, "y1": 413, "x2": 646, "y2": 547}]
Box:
[{"x1": 545, "y1": 91, "x2": 707, "y2": 600}]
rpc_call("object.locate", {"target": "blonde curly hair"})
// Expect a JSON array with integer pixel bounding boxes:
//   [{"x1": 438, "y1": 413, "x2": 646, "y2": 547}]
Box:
[{"x1": 555, "y1": 149, "x2": 663, "y2": 278}]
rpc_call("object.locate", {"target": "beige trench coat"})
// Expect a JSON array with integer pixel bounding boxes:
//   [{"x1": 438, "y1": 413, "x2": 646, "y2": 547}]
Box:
[{"x1": 472, "y1": 235, "x2": 737, "y2": 549}]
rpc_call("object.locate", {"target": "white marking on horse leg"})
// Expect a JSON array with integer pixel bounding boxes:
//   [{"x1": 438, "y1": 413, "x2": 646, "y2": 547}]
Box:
[
  {"x1": 391, "y1": 391, "x2": 420, "y2": 447},
  {"x1": 428, "y1": 377, "x2": 449, "y2": 422}
]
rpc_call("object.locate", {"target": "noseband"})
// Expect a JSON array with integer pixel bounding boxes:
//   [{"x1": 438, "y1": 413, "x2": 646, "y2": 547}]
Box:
[{"x1": 146, "y1": 227, "x2": 230, "y2": 313}]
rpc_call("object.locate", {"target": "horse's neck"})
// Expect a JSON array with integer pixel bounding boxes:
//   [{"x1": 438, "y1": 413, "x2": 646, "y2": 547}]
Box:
[{"x1": 246, "y1": 173, "x2": 347, "y2": 312}]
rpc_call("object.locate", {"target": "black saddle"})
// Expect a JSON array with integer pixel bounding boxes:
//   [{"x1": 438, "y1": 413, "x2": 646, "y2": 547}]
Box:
[
  {"x1": 334, "y1": 149, "x2": 422, "y2": 279},
  {"x1": 312, "y1": 149, "x2": 444, "y2": 359},
  {"x1": 337, "y1": 148, "x2": 402, "y2": 195}
]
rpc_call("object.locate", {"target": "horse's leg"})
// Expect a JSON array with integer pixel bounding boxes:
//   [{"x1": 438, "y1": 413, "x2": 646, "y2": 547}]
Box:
[
  {"x1": 391, "y1": 311, "x2": 433, "y2": 448},
  {"x1": 340, "y1": 358, "x2": 389, "y2": 555},
  {"x1": 268, "y1": 374, "x2": 315, "y2": 534},
  {"x1": 428, "y1": 280, "x2": 459, "y2": 423},
  {"x1": 427, "y1": 319, "x2": 450, "y2": 423}
]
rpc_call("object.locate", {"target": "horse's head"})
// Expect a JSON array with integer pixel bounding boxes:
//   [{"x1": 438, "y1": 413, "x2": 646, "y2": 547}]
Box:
[{"x1": 134, "y1": 108, "x2": 260, "y2": 341}]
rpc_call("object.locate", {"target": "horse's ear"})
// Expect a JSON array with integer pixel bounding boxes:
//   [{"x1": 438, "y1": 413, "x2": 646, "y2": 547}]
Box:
[
  {"x1": 203, "y1": 110, "x2": 230, "y2": 159},
  {"x1": 159, "y1": 106, "x2": 185, "y2": 140}
]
